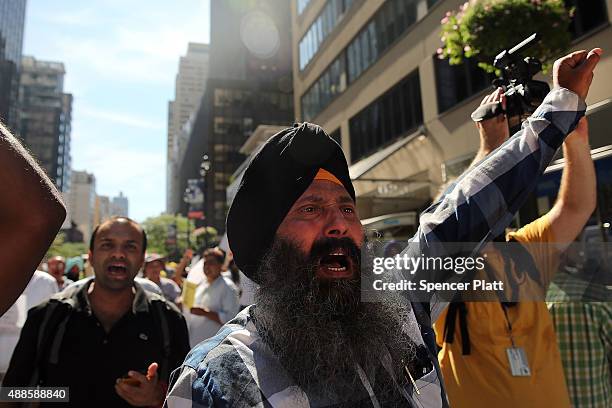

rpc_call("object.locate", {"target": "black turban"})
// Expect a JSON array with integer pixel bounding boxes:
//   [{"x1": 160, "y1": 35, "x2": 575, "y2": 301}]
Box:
[{"x1": 227, "y1": 122, "x2": 355, "y2": 283}]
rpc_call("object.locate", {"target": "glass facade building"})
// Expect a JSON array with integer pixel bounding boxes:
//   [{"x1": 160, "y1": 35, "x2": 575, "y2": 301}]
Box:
[
  {"x1": 298, "y1": 0, "x2": 354, "y2": 71},
  {"x1": 301, "y1": 0, "x2": 426, "y2": 121},
  {"x1": 177, "y1": 0, "x2": 294, "y2": 235},
  {"x1": 348, "y1": 69, "x2": 422, "y2": 162},
  {"x1": 19, "y1": 56, "x2": 73, "y2": 193},
  {"x1": 0, "y1": 0, "x2": 26, "y2": 130},
  {"x1": 0, "y1": 0, "x2": 26, "y2": 67},
  {"x1": 301, "y1": 0, "x2": 606, "y2": 122},
  {"x1": 296, "y1": 0, "x2": 314, "y2": 15}
]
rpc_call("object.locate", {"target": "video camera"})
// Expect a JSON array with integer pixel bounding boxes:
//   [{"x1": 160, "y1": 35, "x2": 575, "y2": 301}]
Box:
[
  {"x1": 493, "y1": 33, "x2": 550, "y2": 129},
  {"x1": 471, "y1": 33, "x2": 550, "y2": 130}
]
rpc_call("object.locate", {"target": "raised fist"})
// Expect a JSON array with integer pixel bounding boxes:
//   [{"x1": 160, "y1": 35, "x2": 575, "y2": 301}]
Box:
[{"x1": 553, "y1": 48, "x2": 603, "y2": 100}]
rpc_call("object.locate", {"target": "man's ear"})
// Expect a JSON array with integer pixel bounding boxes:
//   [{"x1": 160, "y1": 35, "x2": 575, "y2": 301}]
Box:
[{"x1": 136, "y1": 253, "x2": 145, "y2": 272}]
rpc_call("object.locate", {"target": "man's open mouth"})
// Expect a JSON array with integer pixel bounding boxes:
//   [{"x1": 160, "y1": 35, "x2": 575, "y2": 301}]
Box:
[
  {"x1": 107, "y1": 264, "x2": 128, "y2": 278},
  {"x1": 318, "y1": 249, "x2": 353, "y2": 279}
]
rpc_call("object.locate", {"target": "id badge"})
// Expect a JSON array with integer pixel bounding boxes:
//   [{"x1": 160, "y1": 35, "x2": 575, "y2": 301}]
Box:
[{"x1": 506, "y1": 347, "x2": 531, "y2": 376}]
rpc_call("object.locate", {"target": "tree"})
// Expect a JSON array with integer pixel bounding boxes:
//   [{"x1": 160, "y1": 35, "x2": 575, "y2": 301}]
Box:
[
  {"x1": 193, "y1": 226, "x2": 219, "y2": 251},
  {"x1": 46, "y1": 233, "x2": 88, "y2": 259},
  {"x1": 141, "y1": 213, "x2": 195, "y2": 258},
  {"x1": 438, "y1": 0, "x2": 572, "y2": 73}
]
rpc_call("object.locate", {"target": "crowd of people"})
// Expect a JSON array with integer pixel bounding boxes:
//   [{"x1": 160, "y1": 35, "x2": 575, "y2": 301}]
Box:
[{"x1": 0, "y1": 47, "x2": 607, "y2": 407}]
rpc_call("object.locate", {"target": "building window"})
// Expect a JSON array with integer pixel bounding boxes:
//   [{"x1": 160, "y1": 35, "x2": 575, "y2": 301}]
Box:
[
  {"x1": 434, "y1": 56, "x2": 491, "y2": 114},
  {"x1": 349, "y1": 69, "x2": 422, "y2": 162},
  {"x1": 301, "y1": 52, "x2": 347, "y2": 121},
  {"x1": 298, "y1": 0, "x2": 354, "y2": 71},
  {"x1": 432, "y1": 0, "x2": 607, "y2": 114},
  {"x1": 214, "y1": 117, "x2": 245, "y2": 135},
  {"x1": 297, "y1": 0, "x2": 314, "y2": 15},
  {"x1": 566, "y1": 0, "x2": 608, "y2": 39},
  {"x1": 300, "y1": 0, "x2": 431, "y2": 121},
  {"x1": 346, "y1": 0, "x2": 418, "y2": 83},
  {"x1": 214, "y1": 89, "x2": 252, "y2": 108}
]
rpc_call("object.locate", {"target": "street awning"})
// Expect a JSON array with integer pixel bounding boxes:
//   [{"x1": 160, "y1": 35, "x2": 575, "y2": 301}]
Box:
[
  {"x1": 348, "y1": 127, "x2": 444, "y2": 215},
  {"x1": 362, "y1": 211, "x2": 417, "y2": 229},
  {"x1": 361, "y1": 211, "x2": 418, "y2": 240}
]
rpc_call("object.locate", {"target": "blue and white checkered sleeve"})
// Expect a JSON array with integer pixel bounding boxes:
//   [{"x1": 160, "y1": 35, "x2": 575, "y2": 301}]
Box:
[
  {"x1": 412, "y1": 87, "x2": 586, "y2": 319},
  {"x1": 164, "y1": 365, "x2": 206, "y2": 408}
]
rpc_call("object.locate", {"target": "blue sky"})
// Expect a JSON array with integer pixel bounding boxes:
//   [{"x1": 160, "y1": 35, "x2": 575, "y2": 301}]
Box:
[{"x1": 23, "y1": 0, "x2": 211, "y2": 222}]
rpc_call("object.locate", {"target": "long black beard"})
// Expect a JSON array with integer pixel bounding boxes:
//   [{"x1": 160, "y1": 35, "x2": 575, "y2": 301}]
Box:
[{"x1": 253, "y1": 237, "x2": 418, "y2": 405}]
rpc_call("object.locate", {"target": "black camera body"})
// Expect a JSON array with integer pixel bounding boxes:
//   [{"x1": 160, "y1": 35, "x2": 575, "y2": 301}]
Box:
[{"x1": 492, "y1": 33, "x2": 550, "y2": 130}]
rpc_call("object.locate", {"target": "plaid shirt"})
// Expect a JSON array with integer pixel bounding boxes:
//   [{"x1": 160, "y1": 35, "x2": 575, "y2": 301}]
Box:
[
  {"x1": 165, "y1": 88, "x2": 586, "y2": 408},
  {"x1": 547, "y1": 271, "x2": 612, "y2": 408}
]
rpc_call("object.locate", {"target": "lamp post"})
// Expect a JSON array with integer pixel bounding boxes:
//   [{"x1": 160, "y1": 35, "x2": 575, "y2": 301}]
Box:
[
  {"x1": 199, "y1": 154, "x2": 212, "y2": 249},
  {"x1": 200, "y1": 154, "x2": 211, "y2": 176},
  {"x1": 182, "y1": 189, "x2": 192, "y2": 249}
]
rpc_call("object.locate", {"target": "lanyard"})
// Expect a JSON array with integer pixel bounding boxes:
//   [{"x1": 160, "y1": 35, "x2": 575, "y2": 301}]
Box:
[{"x1": 500, "y1": 303, "x2": 516, "y2": 348}]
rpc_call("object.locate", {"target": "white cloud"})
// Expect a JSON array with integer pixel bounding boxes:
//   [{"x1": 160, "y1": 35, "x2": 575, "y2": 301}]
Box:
[
  {"x1": 79, "y1": 106, "x2": 164, "y2": 131},
  {"x1": 45, "y1": 2, "x2": 210, "y2": 86}
]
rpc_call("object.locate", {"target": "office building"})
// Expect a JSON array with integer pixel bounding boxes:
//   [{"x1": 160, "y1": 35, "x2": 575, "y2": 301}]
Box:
[
  {"x1": 167, "y1": 43, "x2": 210, "y2": 214},
  {"x1": 94, "y1": 195, "x2": 111, "y2": 226},
  {"x1": 111, "y1": 192, "x2": 129, "y2": 217},
  {"x1": 0, "y1": 0, "x2": 27, "y2": 130},
  {"x1": 68, "y1": 171, "x2": 96, "y2": 241},
  {"x1": 19, "y1": 56, "x2": 73, "y2": 192},
  {"x1": 177, "y1": 0, "x2": 294, "y2": 234},
  {"x1": 291, "y1": 0, "x2": 612, "y2": 238}
]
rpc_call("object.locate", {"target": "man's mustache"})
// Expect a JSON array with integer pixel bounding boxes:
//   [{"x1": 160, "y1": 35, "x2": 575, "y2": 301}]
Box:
[{"x1": 309, "y1": 236, "x2": 361, "y2": 265}]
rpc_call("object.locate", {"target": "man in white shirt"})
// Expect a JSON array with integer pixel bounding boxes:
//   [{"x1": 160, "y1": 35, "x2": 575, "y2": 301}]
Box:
[
  {"x1": 47, "y1": 256, "x2": 73, "y2": 290},
  {"x1": 143, "y1": 254, "x2": 181, "y2": 305},
  {"x1": 188, "y1": 248, "x2": 239, "y2": 347},
  {"x1": 0, "y1": 270, "x2": 57, "y2": 382}
]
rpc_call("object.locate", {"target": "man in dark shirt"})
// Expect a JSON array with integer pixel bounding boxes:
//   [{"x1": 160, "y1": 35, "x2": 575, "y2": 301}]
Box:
[{"x1": 4, "y1": 217, "x2": 190, "y2": 407}]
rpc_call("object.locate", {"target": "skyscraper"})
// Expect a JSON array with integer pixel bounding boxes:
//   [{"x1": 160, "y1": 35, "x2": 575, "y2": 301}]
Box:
[
  {"x1": 94, "y1": 195, "x2": 111, "y2": 226},
  {"x1": 19, "y1": 56, "x2": 73, "y2": 192},
  {"x1": 167, "y1": 43, "x2": 209, "y2": 214},
  {"x1": 177, "y1": 0, "x2": 294, "y2": 234},
  {"x1": 111, "y1": 192, "x2": 129, "y2": 218},
  {"x1": 68, "y1": 171, "x2": 96, "y2": 242},
  {"x1": 0, "y1": 0, "x2": 27, "y2": 131}
]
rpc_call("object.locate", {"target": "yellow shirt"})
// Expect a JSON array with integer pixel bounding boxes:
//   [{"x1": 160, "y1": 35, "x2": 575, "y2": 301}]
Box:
[{"x1": 434, "y1": 215, "x2": 571, "y2": 408}]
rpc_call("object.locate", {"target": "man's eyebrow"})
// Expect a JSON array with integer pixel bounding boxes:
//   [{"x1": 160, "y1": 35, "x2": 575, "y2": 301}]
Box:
[
  {"x1": 337, "y1": 196, "x2": 354, "y2": 204},
  {"x1": 294, "y1": 195, "x2": 325, "y2": 205},
  {"x1": 294, "y1": 195, "x2": 354, "y2": 206}
]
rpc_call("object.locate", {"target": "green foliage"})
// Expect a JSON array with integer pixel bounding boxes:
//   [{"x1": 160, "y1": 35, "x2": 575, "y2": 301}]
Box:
[
  {"x1": 47, "y1": 233, "x2": 88, "y2": 259},
  {"x1": 438, "y1": 0, "x2": 572, "y2": 73},
  {"x1": 141, "y1": 213, "x2": 194, "y2": 256},
  {"x1": 193, "y1": 226, "x2": 219, "y2": 249}
]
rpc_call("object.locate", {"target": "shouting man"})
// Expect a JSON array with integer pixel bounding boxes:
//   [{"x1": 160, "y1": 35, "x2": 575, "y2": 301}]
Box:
[
  {"x1": 165, "y1": 49, "x2": 602, "y2": 407},
  {"x1": 5, "y1": 217, "x2": 190, "y2": 407}
]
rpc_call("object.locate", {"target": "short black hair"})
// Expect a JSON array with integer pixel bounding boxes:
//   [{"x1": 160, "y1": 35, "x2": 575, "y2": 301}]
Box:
[
  {"x1": 203, "y1": 248, "x2": 225, "y2": 264},
  {"x1": 89, "y1": 216, "x2": 147, "y2": 254}
]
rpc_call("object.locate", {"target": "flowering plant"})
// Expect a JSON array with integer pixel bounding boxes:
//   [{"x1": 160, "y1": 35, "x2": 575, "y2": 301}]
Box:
[{"x1": 438, "y1": 0, "x2": 572, "y2": 73}]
